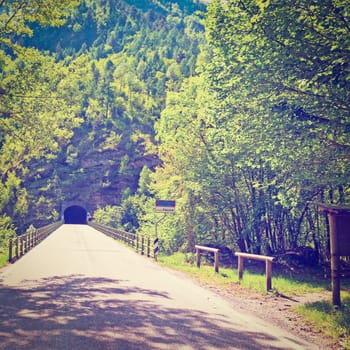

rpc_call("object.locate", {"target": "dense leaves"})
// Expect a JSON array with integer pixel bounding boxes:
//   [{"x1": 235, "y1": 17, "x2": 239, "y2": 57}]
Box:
[
  {"x1": 148, "y1": 0, "x2": 350, "y2": 262},
  {"x1": 0, "y1": 1, "x2": 82, "y2": 229},
  {"x1": 0, "y1": 0, "x2": 206, "y2": 238},
  {"x1": 1, "y1": 0, "x2": 349, "y2": 265}
]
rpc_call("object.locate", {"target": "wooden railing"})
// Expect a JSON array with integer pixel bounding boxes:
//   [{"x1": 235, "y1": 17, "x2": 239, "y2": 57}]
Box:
[
  {"x1": 8, "y1": 221, "x2": 63, "y2": 263},
  {"x1": 235, "y1": 252, "x2": 275, "y2": 291},
  {"x1": 195, "y1": 245, "x2": 220, "y2": 273},
  {"x1": 88, "y1": 221, "x2": 155, "y2": 259}
]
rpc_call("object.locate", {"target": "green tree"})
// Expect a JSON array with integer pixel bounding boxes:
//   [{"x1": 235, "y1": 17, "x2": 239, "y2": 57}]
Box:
[
  {"x1": 206, "y1": 0, "x2": 350, "y2": 197},
  {"x1": 203, "y1": 0, "x2": 350, "y2": 258},
  {"x1": 0, "y1": 0, "x2": 80, "y2": 50},
  {"x1": 149, "y1": 0, "x2": 350, "y2": 261},
  {"x1": 93, "y1": 205, "x2": 122, "y2": 228},
  {"x1": 0, "y1": 0, "x2": 81, "y2": 232}
]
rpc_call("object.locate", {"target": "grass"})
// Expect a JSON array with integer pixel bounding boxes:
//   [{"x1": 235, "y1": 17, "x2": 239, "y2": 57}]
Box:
[
  {"x1": 297, "y1": 295, "x2": 350, "y2": 349},
  {"x1": 0, "y1": 250, "x2": 8, "y2": 268},
  {"x1": 158, "y1": 252, "x2": 350, "y2": 349},
  {"x1": 158, "y1": 252, "x2": 330, "y2": 295}
]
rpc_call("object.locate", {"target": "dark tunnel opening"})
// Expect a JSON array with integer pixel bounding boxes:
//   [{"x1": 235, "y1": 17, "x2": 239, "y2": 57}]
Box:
[{"x1": 64, "y1": 205, "x2": 87, "y2": 224}]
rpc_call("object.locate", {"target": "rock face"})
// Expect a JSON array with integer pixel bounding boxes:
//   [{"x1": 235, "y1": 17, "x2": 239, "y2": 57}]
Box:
[
  {"x1": 8, "y1": 0, "x2": 205, "y2": 232},
  {"x1": 25, "y1": 139, "x2": 161, "y2": 229}
]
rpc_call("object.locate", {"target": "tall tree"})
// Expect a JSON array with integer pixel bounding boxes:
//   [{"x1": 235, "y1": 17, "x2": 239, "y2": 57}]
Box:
[
  {"x1": 0, "y1": 0, "x2": 80, "y2": 49},
  {"x1": 205, "y1": 0, "x2": 350, "y2": 196},
  {"x1": 149, "y1": 0, "x2": 349, "y2": 260},
  {"x1": 0, "y1": 0, "x2": 82, "y2": 227}
]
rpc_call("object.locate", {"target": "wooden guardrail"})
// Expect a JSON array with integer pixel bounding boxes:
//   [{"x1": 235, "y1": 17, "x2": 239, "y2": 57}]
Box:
[
  {"x1": 88, "y1": 221, "x2": 155, "y2": 259},
  {"x1": 195, "y1": 245, "x2": 220, "y2": 273},
  {"x1": 235, "y1": 252, "x2": 275, "y2": 291},
  {"x1": 8, "y1": 221, "x2": 63, "y2": 263}
]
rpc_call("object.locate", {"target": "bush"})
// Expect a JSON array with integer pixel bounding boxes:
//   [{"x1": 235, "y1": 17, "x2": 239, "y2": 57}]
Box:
[
  {"x1": 93, "y1": 205, "x2": 122, "y2": 228},
  {"x1": 0, "y1": 214, "x2": 16, "y2": 251}
]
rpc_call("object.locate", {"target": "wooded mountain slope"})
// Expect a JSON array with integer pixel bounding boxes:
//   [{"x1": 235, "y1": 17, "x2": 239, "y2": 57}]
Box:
[{"x1": 1, "y1": 0, "x2": 349, "y2": 265}]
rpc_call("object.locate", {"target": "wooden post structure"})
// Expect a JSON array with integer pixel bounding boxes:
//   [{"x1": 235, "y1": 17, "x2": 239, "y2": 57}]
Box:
[
  {"x1": 318, "y1": 204, "x2": 350, "y2": 307},
  {"x1": 8, "y1": 238, "x2": 13, "y2": 262},
  {"x1": 196, "y1": 247, "x2": 201, "y2": 268},
  {"x1": 147, "y1": 237, "x2": 150, "y2": 257},
  {"x1": 214, "y1": 250, "x2": 219, "y2": 273},
  {"x1": 15, "y1": 237, "x2": 18, "y2": 260},
  {"x1": 235, "y1": 252, "x2": 275, "y2": 292},
  {"x1": 19, "y1": 237, "x2": 23, "y2": 256},
  {"x1": 195, "y1": 245, "x2": 219, "y2": 273},
  {"x1": 237, "y1": 255, "x2": 244, "y2": 280},
  {"x1": 266, "y1": 259, "x2": 273, "y2": 291}
]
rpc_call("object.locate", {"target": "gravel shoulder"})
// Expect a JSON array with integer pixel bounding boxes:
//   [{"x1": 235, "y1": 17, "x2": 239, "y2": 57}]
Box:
[{"x1": 162, "y1": 266, "x2": 339, "y2": 350}]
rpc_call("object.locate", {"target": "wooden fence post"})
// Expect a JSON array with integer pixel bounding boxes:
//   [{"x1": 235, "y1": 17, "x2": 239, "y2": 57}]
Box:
[
  {"x1": 266, "y1": 260, "x2": 272, "y2": 291},
  {"x1": 238, "y1": 255, "x2": 244, "y2": 280},
  {"x1": 196, "y1": 247, "x2": 201, "y2": 268},
  {"x1": 19, "y1": 237, "x2": 23, "y2": 256},
  {"x1": 8, "y1": 239, "x2": 13, "y2": 262},
  {"x1": 15, "y1": 237, "x2": 18, "y2": 260},
  {"x1": 214, "y1": 250, "x2": 219, "y2": 273},
  {"x1": 235, "y1": 252, "x2": 275, "y2": 291},
  {"x1": 195, "y1": 245, "x2": 220, "y2": 273}
]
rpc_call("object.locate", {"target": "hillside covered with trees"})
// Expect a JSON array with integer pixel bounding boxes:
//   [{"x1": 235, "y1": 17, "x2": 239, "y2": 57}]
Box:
[{"x1": 1, "y1": 0, "x2": 349, "y2": 265}]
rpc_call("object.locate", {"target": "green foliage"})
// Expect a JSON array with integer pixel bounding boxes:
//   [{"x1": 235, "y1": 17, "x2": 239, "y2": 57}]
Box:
[
  {"x1": 0, "y1": 1, "x2": 83, "y2": 230},
  {"x1": 0, "y1": 214, "x2": 16, "y2": 252},
  {"x1": 205, "y1": 0, "x2": 350, "y2": 193},
  {"x1": 3, "y1": 0, "x2": 347, "y2": 269},
  {"x1": 0, "y1": 0, "x2": 80, "y2": 47},
  {"x1": 202, "y1": 0, "x2": 349, "y2": 257},
  {"x1": 120, "y1": 194, "x2": 150, "y2": 233},
  {"x1": 93, "y1": 205, "x2": 122, "y2": 228},
  {"x1": 0, "y1": 0, "x2": 207, "y2": 232},
  {"x1": 137, "y1": 166, "x2": 153, "y2": 196},
  {"x1": 148, "y1": 0, "x2": 350, "y2": 262}
]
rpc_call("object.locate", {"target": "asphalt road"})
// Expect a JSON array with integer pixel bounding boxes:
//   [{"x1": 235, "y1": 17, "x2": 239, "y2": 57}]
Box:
[{"x1": 0, "y1": 225, "x2": 318, "y2": 350}]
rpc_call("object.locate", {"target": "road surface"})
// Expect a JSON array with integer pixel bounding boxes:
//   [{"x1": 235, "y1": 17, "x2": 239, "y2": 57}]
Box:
[{"x1": 0, "y1": 225, "x2": 318, "y2": 350}]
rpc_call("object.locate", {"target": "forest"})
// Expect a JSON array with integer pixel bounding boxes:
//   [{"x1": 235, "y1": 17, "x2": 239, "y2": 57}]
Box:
[{"x1": 0, "y1": 0, "x2": 349, "y2": 266}]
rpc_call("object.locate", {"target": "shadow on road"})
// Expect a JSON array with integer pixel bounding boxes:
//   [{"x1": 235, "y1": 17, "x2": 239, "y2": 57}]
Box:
[{"x1": 0, "y1": 275, "x2": 307, "y2": 349}]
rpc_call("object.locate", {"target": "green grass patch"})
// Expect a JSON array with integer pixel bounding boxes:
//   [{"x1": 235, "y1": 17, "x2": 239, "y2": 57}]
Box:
[
  {"x1": 0, "y1": 250, "x2": 8, "y2": 268},
  {"x1": 158, "y1": 252, "x2": 331, "y2": 295},
  {"x1": 159, "y1": 252, "x2": 238, "y2": 285},
  {"x1": 296, "y1": 294, "x2": 350, "y2": 349}
]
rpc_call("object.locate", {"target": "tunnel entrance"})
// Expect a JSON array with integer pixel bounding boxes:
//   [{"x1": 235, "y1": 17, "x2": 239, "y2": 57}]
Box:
[{"x1": 64, "y1": 205, "x2": 87, "y2": 224}]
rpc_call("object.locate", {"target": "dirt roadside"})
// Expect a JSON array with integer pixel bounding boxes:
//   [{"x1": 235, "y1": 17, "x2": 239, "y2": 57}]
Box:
[
  {"x1": 200, "y1": 281, "x2": 341, "y2": 350},
  {"x1": 162, "y1": 266, "x2": 345, "y2": 350},
  {"x1": 219, "y1": 287, "x2": 331, "y2": 348}
]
